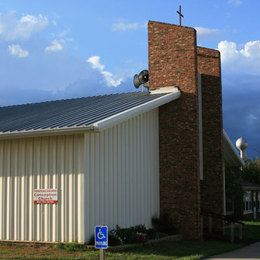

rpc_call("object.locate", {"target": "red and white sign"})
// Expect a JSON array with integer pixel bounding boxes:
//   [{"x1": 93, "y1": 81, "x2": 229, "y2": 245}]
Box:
[{"x1": 33, "y1": 189, "x2": 58, "y2": 204}]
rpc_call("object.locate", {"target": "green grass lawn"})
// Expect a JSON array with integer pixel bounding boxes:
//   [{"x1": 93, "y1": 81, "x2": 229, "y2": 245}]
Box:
[
  {"x1": 0, "y1": 239, "x2": 244, "y2": 260},
  {"x1": 243, "y1": 220, "x2": 260, "y2": 243},
  {"x1": 0, "y1": 221, "x2": 259, "y2": 260},
  {"x1": 105, "y1": 240, "x2": 244, "y2": 260}
]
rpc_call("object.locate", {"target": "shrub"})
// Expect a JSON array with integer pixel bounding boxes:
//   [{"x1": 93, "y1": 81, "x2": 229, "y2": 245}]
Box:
[
  {"x1": 152, "y1": 212, "x2": 177, "y2": 235},
  {"x1": 87, "y1": 232, "x2": 123, "y2": 246},
  {"x1": 87, "y1": 224, "x2": 158, "y2": 246}
]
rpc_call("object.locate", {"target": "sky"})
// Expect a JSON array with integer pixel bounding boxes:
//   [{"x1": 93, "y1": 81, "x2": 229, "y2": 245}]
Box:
[{"x1": 0, "y1": 0, "x2": 259, "y2": 157}]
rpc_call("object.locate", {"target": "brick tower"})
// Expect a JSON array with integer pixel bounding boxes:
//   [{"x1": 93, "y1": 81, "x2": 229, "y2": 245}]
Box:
[{"x1": 148, "y1": 21, "x2": 224, "y2": 239}]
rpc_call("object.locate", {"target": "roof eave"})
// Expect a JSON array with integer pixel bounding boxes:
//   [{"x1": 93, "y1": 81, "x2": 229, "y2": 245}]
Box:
[
  {"x1": 93, "y1": 89, "x2": 181, "y2": 130},
  {"x1": 0, "y1": 125, "x2": 98, "y2": 139},
  {"x1": 0, "y1": 89, "x2": 181, "y2": 139},
  {"x1": 223, "y1": 129, "x2": 245, "y2": 167}
]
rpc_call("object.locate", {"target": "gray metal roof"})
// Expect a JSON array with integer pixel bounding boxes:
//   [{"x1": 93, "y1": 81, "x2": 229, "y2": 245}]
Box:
[{"x1": 0, "y1": 92, "x2": 166, "y2": 134}]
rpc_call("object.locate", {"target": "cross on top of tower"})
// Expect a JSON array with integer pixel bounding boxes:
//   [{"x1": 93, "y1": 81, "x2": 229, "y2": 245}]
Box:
[{"x1": 177, "y1": 5, "x2": 184, "y2": 26}]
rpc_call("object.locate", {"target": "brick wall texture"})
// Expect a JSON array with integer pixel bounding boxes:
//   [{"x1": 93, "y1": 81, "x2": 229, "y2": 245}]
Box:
[
  {"x1": 148, "y1": 21, "x2": 201, "y2": 239},
  {"x1": 197, "y1": 47, "x2": 224, "y2": 229},
  {"x1": 148, "y1": 21, "x2": 224, "y2": 239}
]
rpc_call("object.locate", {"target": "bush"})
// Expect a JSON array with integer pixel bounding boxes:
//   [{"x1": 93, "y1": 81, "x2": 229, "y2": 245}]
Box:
[
  {"x1": 110, "y1": 225, "x2": 147, "y2": 244},
  {"x1": 87, "y1": 231, "x2": 123, "y2": 246},
  {"x1": 87, "y1": 225, "x2": 158, "y2": 246},
  {"x1": 152, "y1": 212, "x2": 177, "y2": 235}
]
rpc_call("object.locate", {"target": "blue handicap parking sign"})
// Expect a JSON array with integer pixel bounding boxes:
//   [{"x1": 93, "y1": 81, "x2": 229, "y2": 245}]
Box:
[{"x1": 95, "y1": 225, "x2": 108, "y2": 249}]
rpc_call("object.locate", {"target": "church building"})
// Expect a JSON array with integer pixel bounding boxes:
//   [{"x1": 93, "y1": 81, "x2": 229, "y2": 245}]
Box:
[{"x1": 0, "y1": 21, "x2": 242, "y2": 243}]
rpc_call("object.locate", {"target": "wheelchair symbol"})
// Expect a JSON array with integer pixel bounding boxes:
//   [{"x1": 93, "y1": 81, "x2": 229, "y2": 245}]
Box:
[{"x1": 97, "y1": 228, "x2": 106, "y2": 240}]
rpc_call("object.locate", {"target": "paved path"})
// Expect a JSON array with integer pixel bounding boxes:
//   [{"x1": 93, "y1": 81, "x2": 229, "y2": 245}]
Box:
[{"x1": 207, "y1": 242, "x2": 260, "y2": 260}]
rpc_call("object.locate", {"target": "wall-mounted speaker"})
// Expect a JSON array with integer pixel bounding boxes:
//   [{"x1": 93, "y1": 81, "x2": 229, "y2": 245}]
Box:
[{"x1": 133, "y1": 70, "x2": 149, "y2": 89}]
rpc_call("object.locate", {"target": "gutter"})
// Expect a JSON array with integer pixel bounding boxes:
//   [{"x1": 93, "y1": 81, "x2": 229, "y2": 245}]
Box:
[{"x1": 0, "y1": 89, "x2": 181, "y2": 139}]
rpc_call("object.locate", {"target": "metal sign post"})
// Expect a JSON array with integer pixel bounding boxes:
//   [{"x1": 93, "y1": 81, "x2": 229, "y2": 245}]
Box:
[
  {"x1": 100, "y1": 248, "x2": 105, "y2": 260},
  {"x1": 95, "y1": 225, "x2": 108, "y2": 260}
]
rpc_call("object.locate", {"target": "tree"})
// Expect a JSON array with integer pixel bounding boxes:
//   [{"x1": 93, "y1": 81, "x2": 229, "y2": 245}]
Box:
[
  {"x1": 241, "y1": 159, "x2": 260, "y2": 185},
  {"x1": 225, "y1": 165, "x2": 244, "y2": 219}
]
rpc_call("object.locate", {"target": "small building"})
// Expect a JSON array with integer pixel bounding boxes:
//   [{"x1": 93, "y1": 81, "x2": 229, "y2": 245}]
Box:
[
  {"x1": 242, "y1": 182, "x2": 260, "y2": 218},
  {"x1": 0, "y1": 21, "x2": 243, "y2": 243},
  {"x1": 235, "y1": 138, "x2": 260, "y2": 219}
]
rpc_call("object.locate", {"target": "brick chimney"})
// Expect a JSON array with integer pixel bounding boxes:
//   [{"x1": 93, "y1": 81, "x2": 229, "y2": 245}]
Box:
[{"x1": 148, "y1": 21, "x2": 224, "y2": 239}]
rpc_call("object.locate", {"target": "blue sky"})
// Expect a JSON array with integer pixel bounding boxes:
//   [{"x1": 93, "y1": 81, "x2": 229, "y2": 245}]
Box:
[{"x1": 0, "y1": 0, "x2": 260, "y2": 157}]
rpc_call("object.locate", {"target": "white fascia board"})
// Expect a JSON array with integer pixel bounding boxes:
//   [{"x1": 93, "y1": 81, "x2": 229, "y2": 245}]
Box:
[
  {"x1": 92, "y1": 90, "x2": 181, "y2": 131},
  {"x1": 223, "y1": 129, "x2": 244, "y2": 166}
]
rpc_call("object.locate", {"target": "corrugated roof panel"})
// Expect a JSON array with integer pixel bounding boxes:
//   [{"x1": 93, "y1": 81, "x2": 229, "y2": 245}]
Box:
[{"x1": 0, "y1": 92, "x2": 167, "y2": 134}]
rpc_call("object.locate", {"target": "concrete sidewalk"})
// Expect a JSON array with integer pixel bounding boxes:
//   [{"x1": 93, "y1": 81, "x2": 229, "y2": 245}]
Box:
[{"x1": 207, "y1": 242, "x2": 260, "y2": 260}]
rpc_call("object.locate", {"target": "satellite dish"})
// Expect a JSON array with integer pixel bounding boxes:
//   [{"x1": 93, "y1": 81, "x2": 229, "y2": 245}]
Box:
[{"x1": 133, "y1": 70, "x2": 149, "y2": 89}]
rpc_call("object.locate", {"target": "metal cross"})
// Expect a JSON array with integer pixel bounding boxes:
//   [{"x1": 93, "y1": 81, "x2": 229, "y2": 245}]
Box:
[{"x1": 177, "y1": 5, "x2": 184, "y2": 26}]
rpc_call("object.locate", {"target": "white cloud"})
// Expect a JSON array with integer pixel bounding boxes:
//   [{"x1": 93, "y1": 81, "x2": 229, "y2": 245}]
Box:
[
  {"x1": 8, "y1": 44, "x2": 29, "y2": 58},
  {"x1": 112, "y1": 21, "x2": 145, "y2": 32},
  {"x1": 87, "y1": 56, "x2": 122, "y2": 87},
  {"x1": 218, "y1": 40, "x2": 260, "y2": 74},
  {"x1": 228, "y1": 0, "x2": 242, "y2": 6},
  {"x1": 45, "y1": 39, "x2": 63, "y2": 53},
  {"x1": 0, "y1": 12, "x2": 48, "y2": 41},
  {"x1": 248, "y1": 114, "x2": 258, "y2": 121},
  {"x1": 195, "y1": 27, "x2": 220, "y2": 37}
]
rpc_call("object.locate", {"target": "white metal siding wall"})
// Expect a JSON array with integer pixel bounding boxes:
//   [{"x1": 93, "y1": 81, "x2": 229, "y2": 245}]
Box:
[
  {"x1": 0, "y1": 135, "x2": 85, "y2": 243},
  {"x1": 84, "y1": 109, "x2": 160, "y2": 240}
]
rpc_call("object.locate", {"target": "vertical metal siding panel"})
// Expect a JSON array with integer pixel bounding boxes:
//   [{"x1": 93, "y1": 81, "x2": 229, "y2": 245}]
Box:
[
  {"x1": 0, "y1": 143, "x2": 3, "y2": 240},
  {"x1": 104, "y1": 129, "x2": 109, "y2": 226},
  {"x1": 131, "y1": 117, "x2": 136, "y2": 226},
  {"x1": 1, "y1": 141, "x2": 6, "y2": 240},
  {"x1": 90, "y1": 133, "x2": 95, "y2": 234},
  {"x1": 117, "y1": 124, "x2": 122, "y2": 226},
  {"x1": 94, "y1": 133, "x2": 100, "y2": 226},
  {"x1": 121, "y1": 122, "x2": 126, "y2": 227},
  {"x1": 13, "y1": 141, "x2": 18, "y2": 241},
  {"x1": 154, "y1": 109, "x2": 160, "y2": 217},
  {"x1": 76, "y1": 134, "x2": 84, "y2": 243},
  {"x1": 64, "y1": 136, "x2": 69, "y2": 241},
  {"x1": 113, "y1": 126, "x2": 118, "y2": 226},
  {"x1": 146, "y1": 112, "x2": 151, "y2": 225},
  {"x1": 0, "y1": 134, "x2": 84, "y2": 243},
  {"x1": 27, "y1": 139, "x2": 33, "y2": 241},
  {"x1": 73, "y1": 136, "x2": 78, "y2": 242},
  {"x1": 137, "y1": 116, "x2": 142, "y2": 225},
  {"x1": 50, "y1": 137, "x2": 57, "y2": 242},
  {"x1": 47, "y1": 138, "x2": 53, "y2": 242},
  {"x1": 125, "y1": 120, "x2": 130, "y2": 226},
  {"x1": 43, "y1": 137, "x2": 49, "y2": 242},
  {"x1": 84, "y1": 133, "x2": 91, "y2": 241},
  {"x1": 20, "y1": 140, "x2": 26, "y2": 241},
  {"x1": 108, "y1": 128, "x2": 113, "y2": 226},
  {"x1": 85, "y1": 109, "x2": 160, "y2": 239},
  {"x1": 34, "y1": 138, "x2": 41, "y2": 241},
  {"x1": 59, "y1": 136, "x2": 65, "y2": 242},
  {"x1": 6, "y1": 141, "x2": 11, "y2": 240},
  {"x1": 99, "y1": 131, "x2": 104, "y2": 226},
  {"x1": 67, "y1": 135, "x2": 73, "y2": 242}
]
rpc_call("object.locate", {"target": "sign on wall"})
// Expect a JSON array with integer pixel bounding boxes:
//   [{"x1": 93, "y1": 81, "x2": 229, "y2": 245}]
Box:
[{"x1": 33, "y1": 189, "x2": 58, "y2": 204}]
